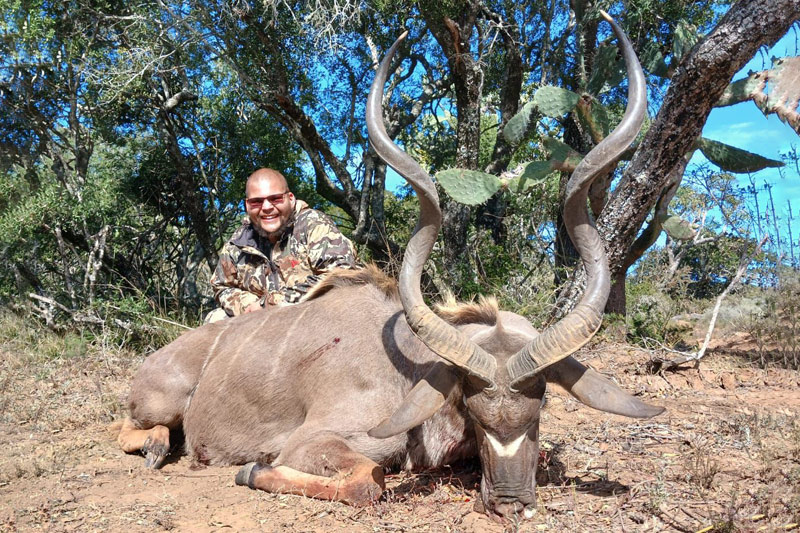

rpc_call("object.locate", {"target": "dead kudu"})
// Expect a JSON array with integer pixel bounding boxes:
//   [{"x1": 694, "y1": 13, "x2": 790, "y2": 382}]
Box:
[{"x1": 118, "y1": 14, "x2": 664, "y2": 521}]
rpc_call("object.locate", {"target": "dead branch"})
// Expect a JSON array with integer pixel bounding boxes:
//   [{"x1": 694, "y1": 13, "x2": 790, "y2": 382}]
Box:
[{"x1": 662, "y1": 234, "x2": 769, "y2": 370}]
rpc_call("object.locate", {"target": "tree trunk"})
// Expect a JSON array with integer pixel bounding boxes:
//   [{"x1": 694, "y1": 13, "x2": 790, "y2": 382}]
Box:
[
  {"x1": 479, "y1": 12, "x2": 524, "y2": 245},
  {"x1": 600, "y1": 0, "x2": 800, "y2": 279},
  {"x1": 605, "y1": 158, "x2": 687, "y2": 315},
  {"x1": 419, "y1": 4, "x2": 484, "y2": 284},
  {"x1": 155, "y1": 105, "x2": 219, "y2": 271},
  {"x1": 554, "y1": 0, "x2": 800, "y2": 318}
]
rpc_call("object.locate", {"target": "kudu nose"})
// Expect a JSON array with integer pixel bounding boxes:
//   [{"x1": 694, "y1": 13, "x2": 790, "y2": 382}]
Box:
[{"x1": 491, "y1": 500, "x2": 537, "y2": 521}]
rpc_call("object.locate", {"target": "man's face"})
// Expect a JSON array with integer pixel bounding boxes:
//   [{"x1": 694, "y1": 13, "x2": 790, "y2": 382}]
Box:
[{"x1": 245, "y1": 176, "x2": 295, "y2": 242}]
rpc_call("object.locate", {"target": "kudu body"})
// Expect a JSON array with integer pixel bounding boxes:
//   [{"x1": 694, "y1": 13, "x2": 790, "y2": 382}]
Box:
[{"x1": 118, "y1": 14, "x2": 664, "y2": 521}]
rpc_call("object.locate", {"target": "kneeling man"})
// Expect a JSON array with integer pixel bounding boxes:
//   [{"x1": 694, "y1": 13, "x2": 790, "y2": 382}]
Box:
[{"x1": 205, "y1": 168, "x2": 359, "y2": 322}]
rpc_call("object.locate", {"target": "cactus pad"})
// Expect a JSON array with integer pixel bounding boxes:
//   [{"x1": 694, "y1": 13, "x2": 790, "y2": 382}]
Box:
[
  {"x1": 436, "y1": 168, "x2": 503, "y2": 205},
  {"x1": 659, "y1": 214, "x2": 696, "y2": 241},
  {"x1": 503, "y1": 101, "x2": 537, "y2": 145},
  {"x1": 533, "y1": 86, "x2": 580, "y2": 117},
  {"x1": 696, "y1": 137, "x2": 783, "y2": 173}
]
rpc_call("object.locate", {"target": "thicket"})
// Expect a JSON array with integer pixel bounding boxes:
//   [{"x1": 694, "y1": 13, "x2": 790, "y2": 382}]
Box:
[{"x1": 1, "y1": 0, "x2": 798, "y2": 367}]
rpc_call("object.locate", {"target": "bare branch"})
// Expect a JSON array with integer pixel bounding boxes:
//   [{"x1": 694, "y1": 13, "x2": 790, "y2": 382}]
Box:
[{"x1": 662, "y1": 234, "x2": 770, "y2": 370}]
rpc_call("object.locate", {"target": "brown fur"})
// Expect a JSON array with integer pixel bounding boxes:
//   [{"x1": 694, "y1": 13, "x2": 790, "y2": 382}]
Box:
[
  {"x1": 305, "y1": 265, "x2": 498, "y2": 327},
  {"x1": 303, "y1": 264, "x2": 398, "y2": 302},
  {"x1": 434, "y1": 294, "x2": 499, "y2": 326},
  {"x1": 120, "y1": 261, "x2": 659, "y2": 516}
]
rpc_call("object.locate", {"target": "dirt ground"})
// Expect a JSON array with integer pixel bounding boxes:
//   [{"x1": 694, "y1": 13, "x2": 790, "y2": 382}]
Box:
[{"x1": 1, "y1": 331, "x2": 799, "y2": 532}]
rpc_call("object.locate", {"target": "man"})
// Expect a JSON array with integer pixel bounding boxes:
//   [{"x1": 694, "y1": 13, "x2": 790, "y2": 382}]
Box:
[{"x1": 205, "y1": 168, "x2": 359, "y2": 323}]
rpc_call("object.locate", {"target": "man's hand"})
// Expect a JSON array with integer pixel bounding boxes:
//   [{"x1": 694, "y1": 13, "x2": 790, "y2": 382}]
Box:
[{"x1": 244, "y1": 301, "x2": 263, "y2": 314}]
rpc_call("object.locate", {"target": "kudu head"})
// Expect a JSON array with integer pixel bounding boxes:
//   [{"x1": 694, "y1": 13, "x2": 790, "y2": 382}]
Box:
[{"x1": 366, "y1": 12, "x2": 664, "y2": 521}]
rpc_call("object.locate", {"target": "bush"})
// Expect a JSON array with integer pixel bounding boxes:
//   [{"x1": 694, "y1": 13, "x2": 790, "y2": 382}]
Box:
[{"x1": 626, "y1": 281, "x2": 680, "y2": 345}]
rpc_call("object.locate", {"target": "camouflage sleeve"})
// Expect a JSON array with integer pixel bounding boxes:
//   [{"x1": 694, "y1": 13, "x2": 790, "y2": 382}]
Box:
[
  {"x1": 277, "y1": 212, "x2": 359, "y2": 303},
  {"x1": 210, "y1": 241, "x2": 261, "y2": 316}
]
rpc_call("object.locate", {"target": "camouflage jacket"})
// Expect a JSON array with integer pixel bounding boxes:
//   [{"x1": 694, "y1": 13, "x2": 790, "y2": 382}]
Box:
[{"x1": 210, "y1": 200, "x2": 359, "y2": 316}]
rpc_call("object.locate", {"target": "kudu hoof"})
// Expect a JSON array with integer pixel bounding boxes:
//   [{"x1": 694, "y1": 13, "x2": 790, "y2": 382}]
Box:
[
  {"x1": 235, "y1": 462, "x2": 271, "y2": 488},
  {"x1": 142, "y1": 436, "x2": 169, "y2": 469}
]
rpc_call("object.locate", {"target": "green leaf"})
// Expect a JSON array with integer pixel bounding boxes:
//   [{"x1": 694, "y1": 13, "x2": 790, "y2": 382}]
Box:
[
  {"x1": 533, "y1": 86, "x2": 580, "y2": 117},
  {"x1": 673, "y1": 21, "x2": 699, "y2": 65},
  {"x1": 587, "y1": 44, "x2": 624, "y2": 95},
  {"x1": 435, "y1": 168, "x2": 502, "y2": 205},
  {"x1": 659, "y1": 214, "x2": 695, "y2": 241},
  {"x1": 696, "y1": 138, "x2": 784, "y2": 173},
  {"x1": 641, "y1": 41, "x2": 669, "y2": 78},
  {"x1": 503, "y1": 101, "x2": 537, "y2": 145}
]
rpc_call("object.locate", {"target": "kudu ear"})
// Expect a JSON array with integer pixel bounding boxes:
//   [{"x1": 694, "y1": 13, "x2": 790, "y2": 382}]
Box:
[
  {"x1": 545, "y1": 357, "x2": 665, "y2": 419},
  {"x1": 368, "y1": 363, "x2": 459, "y2": 438}
]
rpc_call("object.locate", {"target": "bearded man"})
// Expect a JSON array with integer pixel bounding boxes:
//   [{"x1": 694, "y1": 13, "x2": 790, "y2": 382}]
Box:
[{"x1": 204, "y1": 168, "x2": 359, "y2": 323}]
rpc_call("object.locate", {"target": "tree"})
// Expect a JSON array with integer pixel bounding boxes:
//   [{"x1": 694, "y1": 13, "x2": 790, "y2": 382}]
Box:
[
  {"x1": 433, "y1": 0, "x2": 799, "y2": 312},
  {"x1": 598, "y1": 0, "x2": 799, "y2": 314},
  {"x1": 0, "y1": 0, "x2": 302, "y2": 320}
]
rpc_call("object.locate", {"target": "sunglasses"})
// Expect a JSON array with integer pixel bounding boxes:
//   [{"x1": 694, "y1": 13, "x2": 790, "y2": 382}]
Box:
[{"x1": 245, "y1": 192, "x2": 289, "y2": 210}]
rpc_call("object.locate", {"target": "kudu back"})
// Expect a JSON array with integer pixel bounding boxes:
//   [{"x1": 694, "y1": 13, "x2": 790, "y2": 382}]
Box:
[{"x1": 118, "y1": 13, "x2": 664, "y2": 522}]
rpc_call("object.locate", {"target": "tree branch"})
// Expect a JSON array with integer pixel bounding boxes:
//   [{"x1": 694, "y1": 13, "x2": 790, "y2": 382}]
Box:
[
  {"x1": 601, "y1": 0, "x2": 800, "y2": 276},
  {"x1": 662, "y1": 234, "x2": 769, "y2": 370}
]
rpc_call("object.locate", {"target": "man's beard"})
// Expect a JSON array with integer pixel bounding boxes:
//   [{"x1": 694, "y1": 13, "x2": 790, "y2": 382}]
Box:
[
  {"x1": 251, "y1": 201, "x2": 295, "y2": 242},
  {"x1": 252, "y1": 213, "x2": 293, "y2": 242},
  {"x1": 252, "y1": 222, "x2": 286, "y2": 241}
]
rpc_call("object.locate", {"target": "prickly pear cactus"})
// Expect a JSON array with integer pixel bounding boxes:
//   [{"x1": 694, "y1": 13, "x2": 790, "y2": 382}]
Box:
[
  {"x1": 435, "y1": 168, "x2": 503, "y2": 206},
  {"x1": 672, "y1": 20, "x2": 699, "y2": 65},
  {"x1": 659, "y1": 214, "x2": 696, "y2": 241},
  {"x1": 533, "y1": 86, "x2": 580, "y2": 117},
  {"x1": 641, "y1": 41, "x2": 670, "y2": 78},
  {"x1": 543, "y1": 137, "x2": 583, "y2": 171},
  {"x1": 576, "y1": 96, "x2": 611, "y2": 141},
  {"x1": 761, "y1": 57, "x2": 800, "y2": 133},
  {"x1": 587, "y1": 43, "x2": 625, "y2": 95},
  {"x1": 505, "y1": 161, "x2": 554, "y2": 193},
  {"x1": 717, "y1": 56, "x2": 800, "y2": 134},
  {"x1": 716, "y1": 73, "x2": 763, "y2": 108},
  {"x1": 696, "y1": 137, "x2": 783, "y2": 173},
  {"x1": 590, "y1": 100, "x2": 611, "y2": 137},
  {"x1": 504, "y1": 101, "x2": 537, "y2": 145}
]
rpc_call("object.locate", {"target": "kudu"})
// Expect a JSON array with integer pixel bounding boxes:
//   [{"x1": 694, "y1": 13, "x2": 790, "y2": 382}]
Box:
[{"x1": 118, "y1": 13, "x2": 664, "y2": 521}]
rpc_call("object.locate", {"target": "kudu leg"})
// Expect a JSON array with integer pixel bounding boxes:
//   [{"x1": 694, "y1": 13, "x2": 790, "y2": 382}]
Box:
[
  {"x1": 117, "y1": 417, "x2": 171, "y2": 468},
  {"x1": 235, "y1": 432, "x2": 385, "y2": 506},
  {"x1": 119, "y1": 327, "x2": 217, "y2": 468}
]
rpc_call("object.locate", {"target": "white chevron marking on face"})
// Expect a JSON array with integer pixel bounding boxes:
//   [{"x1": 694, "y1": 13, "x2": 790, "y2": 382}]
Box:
[{"x1": 484, "y1": 432, "x2": 526, "y2": 457}]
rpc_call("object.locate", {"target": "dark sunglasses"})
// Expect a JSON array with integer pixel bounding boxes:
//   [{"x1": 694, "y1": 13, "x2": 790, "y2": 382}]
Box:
[{"x1": 245, "y1": 192, "x2": 289, "y2": 210}]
